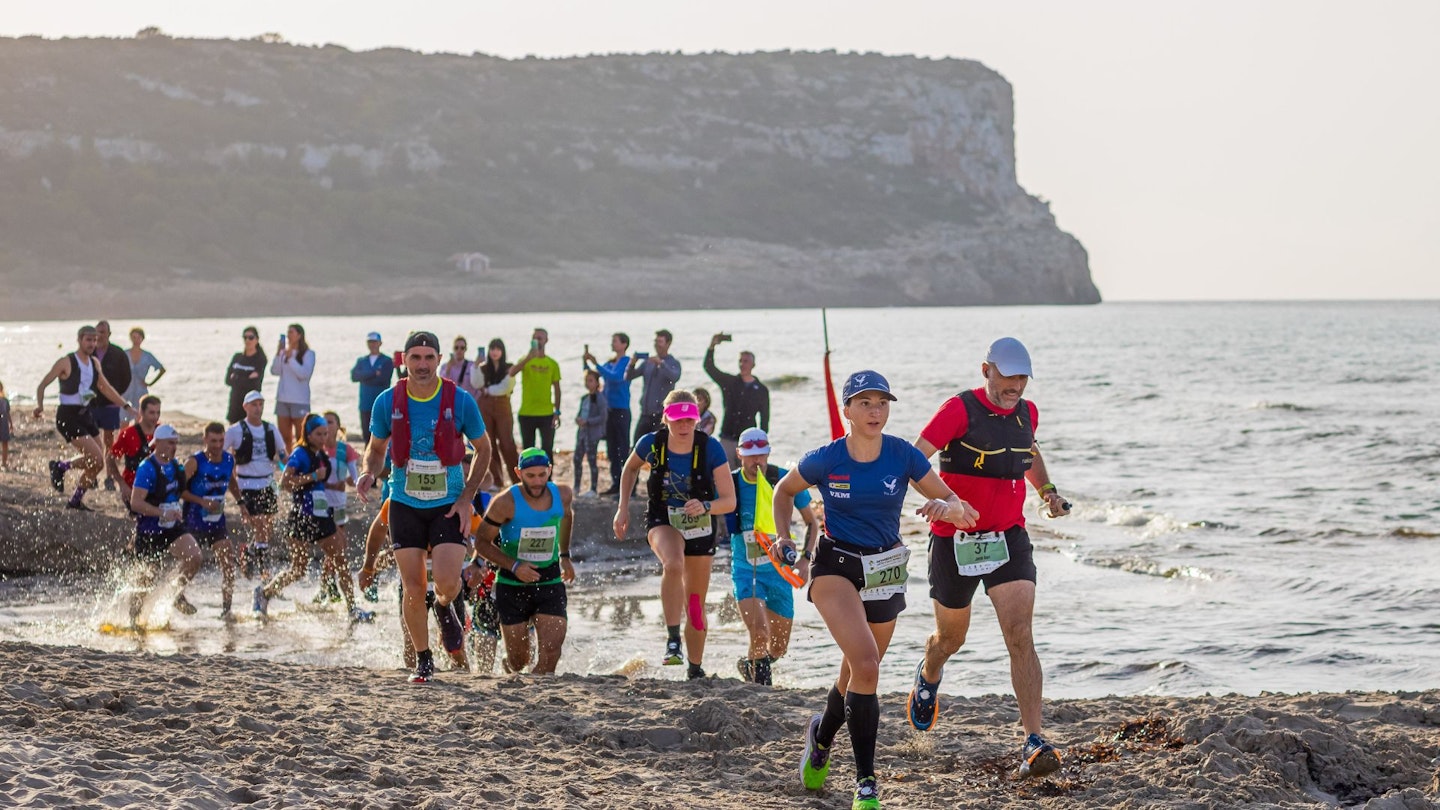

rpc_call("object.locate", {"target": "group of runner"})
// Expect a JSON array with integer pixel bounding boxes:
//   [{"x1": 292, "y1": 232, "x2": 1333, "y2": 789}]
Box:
[{"x1": 36, "y1": 324, "x2": 1072, "y2": 808}]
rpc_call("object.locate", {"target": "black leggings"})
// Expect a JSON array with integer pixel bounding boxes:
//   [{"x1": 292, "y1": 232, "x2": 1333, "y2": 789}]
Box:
[{"x1": 518, "y1": 415, "x2": 556, "y2": 459}]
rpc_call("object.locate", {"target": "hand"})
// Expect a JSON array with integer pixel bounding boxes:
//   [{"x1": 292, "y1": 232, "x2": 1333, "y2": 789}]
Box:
[
  {"x1": 574, "y1": 417, "x2": 583, "y2": 426},
  {"x1": 206, "y1": 498, "x2": 223, "y2": 514},
  {"x1": 796, "y1": 557, "x2": 811, "y2": 583},
  {"x1": 551, "y1": 414, "x2": 560, "y2": 429},
  {"x1": 444, "y1": 496, "x2": 475, "y2": 530},
  {"x1": 358, "y1": 567, "x2": 376, "y2": 591},
  {"x1": 32, "y1": 406, "x2": 43, "y2": 420},
  {"x1": 1043, "y1": 491, "x2": 1071, "y2": 518},
  {"x1": 612, "y1": 509, "x2": 629, "y2": 540},
  {"x1": 682, "y1": 498, "x2": 706, "y2": 518},
  {"x1": 512, "y1": 561, "x2": 541, "y2": 584},
  {"x1": 560, "y1": 558, "x2": 575, "y2": 584},
  {"x1": 709, "y1": 333, "x2": 724, "y2": 348},
  {"x1": 356, "y1": 472, "x2": 375, "y2": 503},
  {"x1": 462, "y1": 561, "x2": 483, "y2": 589},
  {"x1": 123, "y1": 405, "x2": 138, "y2": 420},
  {"x1": 248, "y1": 371, "x2": 259, "y2": 379}
]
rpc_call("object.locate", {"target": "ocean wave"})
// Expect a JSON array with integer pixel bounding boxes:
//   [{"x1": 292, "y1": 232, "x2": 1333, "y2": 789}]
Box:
[
  {"x1": 1338, "y1": 374, "x2": 1416, "y2": 385},
  {"x1": 1248, "y1": 401, "x2": 1316, "y2": 412},
  {"x1": 1065, "y1": 551, "x2": 1214, "y2": 581},
  {"x1": 1062, "y1": 499, "x2": 1221, "y2": 539},
  {"x1": 1391, "y1": 527, "x2": 1439, "y2": 538}
]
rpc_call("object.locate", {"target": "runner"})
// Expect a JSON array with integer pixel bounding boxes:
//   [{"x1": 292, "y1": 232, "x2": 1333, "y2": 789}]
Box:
[
  {"x1": 180, "y1": 422, "x2": 241, "y2": 619},
  {"x1": 907, "y1": 337, "x2": 1070, "y2": 779},
  {"x1": 33, "y1": 325, "x2": 137, "y2": 510},
  {"x1": 313, "y1": 411, "x2": 360, "y2": 603},
  {"x1": 224, "y1": 391, "x2": 286, "y2": 580},
  {"x1": 106, "y1": 394, "x2": 162, "y2": 511},
  {"x1": 470, "y1": 448, "x2": 576, "y2": 674},
  {"x1": 253, "y1": 413, "x2": 375, "y2": 624},
  {"x1": 357, "y1": 330, "x2": 491, "y2": 684},
  {"x1": 613, "y1": 390, "x2": 736, "y2": 679},
  {"x1": 771, "y1": 370, "x2": 976, "y2": 810},
  {"x1": 127, "y1": 424, "x2": 203, "y2": 622},
  {"x1": 726, "y1": 427, "x2": 818, "y2": 686}
]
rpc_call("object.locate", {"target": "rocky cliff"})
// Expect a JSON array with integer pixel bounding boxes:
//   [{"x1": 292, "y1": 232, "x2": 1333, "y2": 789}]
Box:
[{"x1": 0, "y1": 36, "x2": 1100, "y2": 317}]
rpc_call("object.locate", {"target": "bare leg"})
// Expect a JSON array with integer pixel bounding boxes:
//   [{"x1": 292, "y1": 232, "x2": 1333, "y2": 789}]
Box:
[
  {"x1": 922, "y1": 601, "x2": 973, "y2": 682},
  {"x1": 213, "y1": 539, "x2": 237, "y2": 612},
  {"x1": 263, "y1": 536, "x2": 310, "y2": 598},
  {"x1": 317, "y1": 534, "x2": 356, "y2": 609},
  {"x1": 531, "y1": 614, "x2": 567, "y2": 674},
  {"x1": 738, "y1": 597, "x2": 772, "y2": 661},
  {"x1": 647, "y1": 527, "x2": 686, "y2": 627},
  {"x1": 989, "y1": 580, "x2": 1044, "y2": 735},
  {"x1": 394, "y1": 547, "x2": 432, "y2": 655},
  {"x1": 681, "y1": 555, "x2": 713, "y2": 667}
]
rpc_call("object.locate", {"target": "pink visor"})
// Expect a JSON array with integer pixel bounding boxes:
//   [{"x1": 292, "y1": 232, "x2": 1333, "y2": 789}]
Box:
[{"x1": 663, "y1": 401, "x2": 701, "y2": 422}]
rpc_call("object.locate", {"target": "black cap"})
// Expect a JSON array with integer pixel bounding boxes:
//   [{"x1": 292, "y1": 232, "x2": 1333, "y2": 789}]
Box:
[{"x1": 404, "y1": 331, "x2": 441, "y2": 352}]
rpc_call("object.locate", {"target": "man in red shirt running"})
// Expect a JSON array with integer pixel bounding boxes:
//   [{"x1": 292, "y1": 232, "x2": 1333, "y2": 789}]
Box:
[
  {"x1": 906, "y1": 337, "x2": 1070, "y2": 779},
  {"x1": 107, "y1": 395, "x2": 163, "y2": 509}
]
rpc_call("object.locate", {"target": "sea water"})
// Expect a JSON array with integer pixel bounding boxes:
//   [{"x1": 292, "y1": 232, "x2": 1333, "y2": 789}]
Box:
[{"x1": 0, "y1": 301, "x2": 1436, "y2": 697}]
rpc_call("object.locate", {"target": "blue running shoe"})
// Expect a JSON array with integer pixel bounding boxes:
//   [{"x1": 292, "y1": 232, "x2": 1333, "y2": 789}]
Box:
[
  {"x1": 907, "y1": 659, "x2": 941, "y2": 731},
  {"x1": 800, "y1": 714, "x2": 831, "y2": 790},
  {"x1": 1019, "y1": 732, "x2": 1062, "y2": 779}
]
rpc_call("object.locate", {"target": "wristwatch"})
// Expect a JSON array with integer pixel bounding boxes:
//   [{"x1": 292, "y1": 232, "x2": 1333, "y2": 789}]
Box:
[{"x1": 703, "y1": 500, "x2": 712, "y2": 514}]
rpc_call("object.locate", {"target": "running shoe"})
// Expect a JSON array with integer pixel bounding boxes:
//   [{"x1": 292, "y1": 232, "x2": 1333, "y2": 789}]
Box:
[
  {"x1": 362, "y1": 583, "x2": 379, "y2": 603},
  {"x1": 409, "y1": 651, "x2": 435, "y2": 684},
  {"x1": 852, "y1": 776, "x2": 880, "y2": 810},
  {"x1": 736, "y1": 657, "x2": 753, "y2": 682},
  {"x1": 49, "y1": 461, "x2": 66, "y2": 492},
  {"x1": 435, "y1": 600, "x2": 465, "y2": 652},
  {"x1": 65, "y1": 501, "x2": 94, "y2": 511},
  {"x1": 686, "y1": 663, "x2": 706, "y2": 681},
  {"x1": 663, "y1": 638, "x2": 683, "y2": 666},
  {"x1": 349, "y1": 606, "x2": 375, "y2": 624},
  {"x1": 800, "y1": 714, "x2": 831, "y2": 790},
  {"x1": 1018, "y1": 733, "x2": 1062, "y2": 779},
  {"x1": 906, "y1": 659, "x2": 941, "y2": 731},
  {"x1": 325, "y1": 579, "x2": 343, "y2": 603},
  {"x1": 252, "y1": 585, "x2": 269, "y2": 617},
  {"x1": 173, "y1": 594, "x2": 198, "y2": 616},
  {"x1": 103, "y1": 477, "x2": 116, "y2": 492}
]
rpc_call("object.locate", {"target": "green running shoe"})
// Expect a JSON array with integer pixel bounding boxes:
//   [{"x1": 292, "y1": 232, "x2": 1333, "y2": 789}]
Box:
[
  {"x1": 801, "y1": 714, "x2": 831, "y2": 790},
  {"x1": 852, "y1": 776, "x2": 880, "y2": 810}
]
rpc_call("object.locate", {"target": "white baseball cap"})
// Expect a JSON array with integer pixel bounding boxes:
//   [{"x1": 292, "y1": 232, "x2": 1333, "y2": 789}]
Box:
[
  {"x1": 149, "y1": 424, "x2": 180, "y2": 446},
  {"x1": 243, "y1": 390, "x2": 265, "y2": 405},
  {"x1": 737, "y1": 427, "x2": 771, "y2": 456}
]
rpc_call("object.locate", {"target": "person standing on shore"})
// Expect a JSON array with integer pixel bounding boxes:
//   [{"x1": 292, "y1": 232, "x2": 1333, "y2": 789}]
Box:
[
  {"x1": 350, "y1": 331, "x2": 394, "y2": 446},
  {"x1": 0, "y1": 380, "x2": 11, "y2": 468},
  {"x1": 613, "y1": 390, "x2": 735, "y2": 678},
  {"x1": 771, "y1": 371, "x2": 975, "y2": 810},
  {"x1": 34, "y1": 325, "x2": 137, "y2": 510},
  {"x1": 627, "y1": 330, "x2": 681, "y2": 441},
  {"x1": 357, "y1": 331, "x2": 491, "y2": 684},
  {"x1": 92, "y1": 321, "x2": 133, "y2": 491},
  {"x1": 477, "y1": 339, "x2": 520, "y2": 488},
  {"x1": 704, "y1": 333, "x2": 770, "y2": 467},
  {"x1": 225, "y1": 327, "x2": 267, "y2": 425},
  {"x1": 106, "y1": 394, "x2": 162, "y2": 512},
  {"x1": 253, "y1": 413, "x2": 374, "y2": 624},
  {"x1": 270, "y1": 323, "x2": 315, "y2": 454},
  {"x1": 442, "y1": 336, "x2": 480, "y2": 400},
  {"x1": 573, "y1": 370, "x2": 607, "y2": 497},
  {"x1": 469, "y1": 448, "x2": 576, "y2": 674},
  {"x1": 727, "y1": 427, "x2": 818, "y2": 686},
  {"x1": 128, "y1": 424, "x2": 203, "y2": 621},
  {"x1": 583, "y1": 332, "x2": 632, "y2": 496},
  {"x1": 907, "y1": 337, "x2": 1070, "y2": 779},
  {"x1": 122, "y1": 327, "x2": 166, "y2": 411},
  {"x1": 509, "y1": 328, "x2": 561, "y2": 460},
  {"x1": 224, "y1": 390, "x2": 286, "y2": 579},
  {"x1": 181, "y1": 422, "x2": 241, "y2": 619}
]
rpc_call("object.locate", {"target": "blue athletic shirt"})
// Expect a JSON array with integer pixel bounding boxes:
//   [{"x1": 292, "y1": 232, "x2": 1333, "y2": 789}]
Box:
[
  {"x1": 368, "y1": 384, "x2": 486, "y2": 509},
  {"x1": 729, "y1": 465, "x2": 811, "y2": 572},
  {"x1": 796, "y1": 435, "x2": 932, "y2": 551},
  {"x1": 634, "y1": 432, "x2": 729, "y2": 508},
  {"x1": 133, "y1": 456, "x2": 185, "y2": 534},
  {"x1": 285, "y1": 445, "x2": 332, "y2": 519},
  {"x1": 595, "y1": 356, "x2": 632, "y2": 410},
  {"x1": 185, "y1": 450, "x2": 235, "y2": 531}
]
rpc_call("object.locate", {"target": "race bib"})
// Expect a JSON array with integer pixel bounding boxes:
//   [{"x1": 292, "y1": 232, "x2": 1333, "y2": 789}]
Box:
[
  {"x1": 159, "y1": 503, "x2": 181, "y2": 529},
  {"x1": 310, "y1": 490, "x2": 331, "y2": 518},
  {"x1": 668, "y1": 507, "x2": 712, "y2": 540},
  {"x1": 517, "y1": 526, "x2": 558, "y2": 562},
  {"x1": 953, "y1": 531, "x2": 1010, "y2": 577},
  {"x1": 404, "y1": 459, "x2": 448, "y2": 501},
  {"x1": 203, "y1": 502, "x2": 223, "y2": 523},
  {"x1": 859, "y1": 545, "x2": 911, "y2": 602},
  {"x1": 742, "y1": 530, "x2": 765, "y2": 563}
]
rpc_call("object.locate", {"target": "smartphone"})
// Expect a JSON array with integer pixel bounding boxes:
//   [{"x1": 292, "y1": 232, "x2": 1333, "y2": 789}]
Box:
[
  {"x1": 279, "y1": 333, "x2": 287, "y2": 347},
  {"x1": 720, "y1": 333, "x2": 733, "y2": 342},
  {"x1": 635, "y1": 351, "x2": 650, "y2": 361},
  {"x1": 530, "y1": 339, "x2": 539, "y2": 351}
]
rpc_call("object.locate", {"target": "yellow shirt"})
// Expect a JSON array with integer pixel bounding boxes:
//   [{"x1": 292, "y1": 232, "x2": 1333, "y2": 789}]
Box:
[{"x1": 518, "y1": 355, "x2": 561, "y2": 417}]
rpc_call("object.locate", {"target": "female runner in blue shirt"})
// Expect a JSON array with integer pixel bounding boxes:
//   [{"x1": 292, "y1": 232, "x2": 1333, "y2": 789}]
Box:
[{"x1": 773, "y1": 371, "x2": 977, "y2": 810}]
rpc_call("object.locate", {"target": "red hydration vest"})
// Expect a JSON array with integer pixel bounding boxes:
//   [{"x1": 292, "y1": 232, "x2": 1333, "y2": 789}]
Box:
[{"x1": 389, "y1": 379, "x2": 467, "y2": 468}]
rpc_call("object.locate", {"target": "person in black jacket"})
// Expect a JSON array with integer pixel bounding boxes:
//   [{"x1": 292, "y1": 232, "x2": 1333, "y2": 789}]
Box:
[
  {"x1": 225, "y1": 326, "x2": 268, "y2": 424},
  {"x1": 92, "y1": 320, "x2": 133, "y2": 489},
  {"x1": 703, "y1": 332, "x2": 770, "y2": 467}
]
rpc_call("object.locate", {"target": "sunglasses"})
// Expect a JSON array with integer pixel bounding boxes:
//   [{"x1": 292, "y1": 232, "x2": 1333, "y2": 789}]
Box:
[
  {"x1": 244, "y1": 335, "x2": 258, "y2": 341},
  {"x1": 739, "y1": 439, "x2": 769, "y2": 450}
]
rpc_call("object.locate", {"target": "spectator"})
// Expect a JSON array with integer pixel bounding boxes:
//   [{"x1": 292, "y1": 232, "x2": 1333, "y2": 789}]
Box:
[
  {"x1": 225, "y1": 326, "x2": 267, "y2": 425},
  {"x1": 509, "y1": 327, "x2": 562, "y2": 460},
  {"x1": 0, "y1": 379, "x2": 10, "y2": 468},
  {"x1": 349, "y1": 331, "x2": 394, "y2": 446},
  {"x1": 442, "y1": 336, "x2": 480, "y2": 400},
  {"x1": 479, "y1": 339, "x2": 521, "y2": 488},
  {"x1": 626, "y1": 329, "x2": 681, "y2": 441},
  {"x1": 270, "y1": 322, "x2": 316, "y2": 454},
  {"x1": 122, "y1": 326, "x2": 166, "y2": 410},
  {"x1": 573, "y1": 369, "x2": 608, "y2": 497},
  {"x1": 704, "y1": 332, "x2": 771, "y2": 466},
  {"x1": 694, "y1": 387, "x2": 718, "y2": 436},
  {"x1": 584, "y1": 332, "x2": 633, "y2": 496}
]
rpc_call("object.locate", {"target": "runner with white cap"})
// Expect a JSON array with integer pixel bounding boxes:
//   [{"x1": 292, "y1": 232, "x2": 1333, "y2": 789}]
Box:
[
  {"x1": 127, "y1": 423, "x2": 204, "y2": 622},
  {"x1": 771, "y1": 370, "x2": 976, "y2": 810},
  {"x1": 224, "y1": 390, "x2": 286, "y2": 579},
  {"x1": 906, "y1": 336, "x2": 1070, "y2": 780},
  {"x1": 613, "y1": 390, "x2": 736, "y2": 678},
  {"x1": 727, "y1": 426, "x2": 818, "y2": 686}
]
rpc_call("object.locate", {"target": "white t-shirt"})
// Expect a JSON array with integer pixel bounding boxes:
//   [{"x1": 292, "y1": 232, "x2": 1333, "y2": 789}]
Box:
[{"x1": 224, "y1": 420, "x2": 286, "y2": 490}]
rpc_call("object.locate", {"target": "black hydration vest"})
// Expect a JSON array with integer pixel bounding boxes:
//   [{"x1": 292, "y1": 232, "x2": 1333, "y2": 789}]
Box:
[
  {"x1": 937, "y1": 390, "x2": 1035, "y2": 480},
  {"x1": 143, "y1": 458, "x2": 187, "y2": 507},
  {"x1": 59, "y1": 353, "x2": 101, "y2": 398},
  {"x1": 647, "y1": 427, "x2": 717, "y2": 515},
  {"x1": 123, "y1": 425, "x2": 152, "y2": 476},
  {"x1": 235, "y1": 421, "x2": 278, "y2": 465}
]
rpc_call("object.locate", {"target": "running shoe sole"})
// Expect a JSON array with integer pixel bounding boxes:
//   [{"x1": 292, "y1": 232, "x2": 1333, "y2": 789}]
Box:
[
  {"x1": 1019, "y1": 742, "x2": 1062, "y2": 779},
  {"x1": 906, "y1": 659, "x2": 940, "y2": 731},
  {"x1": 49, "y1": 462, "x2": 65, "y2": 492},
  {"x1": 801, "y1": 714, "x2": 831, "y2": 790}
]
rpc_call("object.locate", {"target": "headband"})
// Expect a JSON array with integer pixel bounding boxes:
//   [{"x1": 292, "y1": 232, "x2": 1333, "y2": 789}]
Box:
[
  {"x1": 518, "y1": 448, "x2": 551, "y2": 469},
  {"x1": 304, "y1": 414, "x2": 328, "y2": 436}
]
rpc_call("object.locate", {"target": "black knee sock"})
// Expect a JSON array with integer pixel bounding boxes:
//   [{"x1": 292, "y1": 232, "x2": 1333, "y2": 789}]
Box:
[
  {"x1": 844, "y1": 691, "x2": 880, "y2": 781},
  {"x1": 817, "y1": 686, "x2": 847, "y2": 747},
  {"x1": 754, "y1": 657, "x2": 772, "y2": 686},
  {"x1": 667, "y1": 624, "x2": 681, "y2": 643}
]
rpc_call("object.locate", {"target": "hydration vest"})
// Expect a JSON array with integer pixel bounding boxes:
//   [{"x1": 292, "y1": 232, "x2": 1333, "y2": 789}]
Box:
[
  {"x1": 142, "y1": 457, "x2": 186, "y2": 508},
  {"x1": 727, "y1": 463, "x2": 781, "y2": 536},
  {"x1": 389, "y1": 378, "x2": 467, "y2": 468},
  {"x1": 122, "y1": 425, "x2": 152, "y2": 477},
  {"x1": 58, "y1": 353, "x2": 101, "y2": 405},
  {"x1": 647, "y1": 427, "x2": 716, "y2": 515},
  {"x1": 188, "y1": 450, "x2": 235, "y2": 499},
  {"x1": 937, "y1": 390, "x2": 1036, "y2": 480},
  {"x1": 235, "y1": 420, "x2": 278, "y2": 465}
]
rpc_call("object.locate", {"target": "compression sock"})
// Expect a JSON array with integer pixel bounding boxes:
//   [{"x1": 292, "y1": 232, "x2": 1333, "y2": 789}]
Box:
[
  {"x1": 754, "y1": 656, "x2": 772, "y2": 686},
  {"x1": 68, "y1": 487, "x2": 86, "y2": 507},
  {"x1": 56, "y1": 460, "x2": 72, "y2": 472},
  {"x1": 844, "y1": 691, "x2": 881, "y2": 781},
  {"x1": 687, "y1": 662, "x2": 706, "y2": 680},
  {"x1": 667, "y1": 624, "x2": 681, "y2": 643},
  {"x1": 816, "y1": 686, "x2": 847, "y2": 748}
]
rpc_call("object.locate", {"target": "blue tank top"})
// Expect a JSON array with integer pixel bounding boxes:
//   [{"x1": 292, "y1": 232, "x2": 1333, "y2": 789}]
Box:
[
  {"x1": 497, "y1": 482, "x2": 564, "y2": 586},
  {"x1": 185, "y1": 450, "x2": 235, "y2": 528}
]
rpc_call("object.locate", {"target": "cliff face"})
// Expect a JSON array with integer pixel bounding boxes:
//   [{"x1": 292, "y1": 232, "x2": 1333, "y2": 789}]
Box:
[{"x1": 0, "y1": 37, "x2": 1099, "y2": 315}]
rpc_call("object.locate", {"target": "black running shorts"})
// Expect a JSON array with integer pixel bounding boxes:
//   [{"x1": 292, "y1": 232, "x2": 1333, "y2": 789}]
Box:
[
  {"x1": 807, "y1": 537, "x2": 906, "y2": 624},
  {"x1": 494, "y1": 581, "x2": 568, "y2": 626},
  {"x1": 388, "y1": 500, "x2": 467, "y2": 551},
  {"x1": 927, "y1": 525, "x2": 1037, "y2": 610},
  {"x1": 240, "y1": 487, "x2": 278, "y2": 517},
  {"x1": 131, "y1": 526, "x2": 187, "y2": 561},
  {"x1": 289, "y1": 511, "x2": 337, "y2": 544},
  {"x1": 55, "y1": 405, "x2": 100, "y2": 442},
  {"x1": 646, "y1": 508, "x2": 719, "y2": 557}
]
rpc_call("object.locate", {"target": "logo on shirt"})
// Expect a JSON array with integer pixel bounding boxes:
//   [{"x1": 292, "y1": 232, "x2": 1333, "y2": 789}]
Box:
[
  {"x1": 881, "y1": 475, "x2": 899, "y2": 496},
  {"x1": 829, "y1": 474, "x2": 849, "y2": 481},
  {"x1": 828, "y1": 482, "x2": 850, "y2": 491}
]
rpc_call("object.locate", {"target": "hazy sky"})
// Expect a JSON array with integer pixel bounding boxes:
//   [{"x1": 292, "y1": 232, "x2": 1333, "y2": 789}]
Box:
[{"x1": 6, "y1": 1, "x2": 1438, "y2": 300}]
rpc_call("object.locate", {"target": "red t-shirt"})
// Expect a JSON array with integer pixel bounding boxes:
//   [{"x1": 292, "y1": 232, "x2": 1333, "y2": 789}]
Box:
[
  {"x1": 919, "y1": 387, "x2": 1039, "y2": 536},
  {"x1": 110, "y1": 424, "x2": 148, "y2": 487}
]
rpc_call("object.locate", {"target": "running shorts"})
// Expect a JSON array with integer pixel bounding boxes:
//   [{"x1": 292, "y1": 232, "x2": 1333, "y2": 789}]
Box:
[
  {"x1": 388, "y1": 500, "x2": 466, "y2": 551},
  {"x1": 807, "y1": 536, "x2": 906, "y2": 624},
  {"x1": 927, "y1": 525, "x2": 1037, "y2": 610},
  {"x1": 55, "y1": 405, "x2": 100, "y2": 442},
  {"x1": 494, "y1": 581, "x2": 568, "y2": 626}
]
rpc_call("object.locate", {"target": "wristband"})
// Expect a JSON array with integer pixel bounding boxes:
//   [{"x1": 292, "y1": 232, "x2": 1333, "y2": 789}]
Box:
[
  {"x1": 559, "y1": 552, "x2": 571, "y2": 559},
  {"x1": 510, "y1": 560, "x2": 521, "y2": 574},
  {"x1": 1038, "y1": 483, "x2": 1057, "y2": 496}
]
